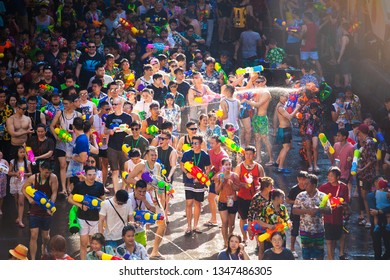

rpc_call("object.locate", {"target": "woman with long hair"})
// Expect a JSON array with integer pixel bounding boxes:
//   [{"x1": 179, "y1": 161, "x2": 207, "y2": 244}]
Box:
[{"x1": 217, "y1": 233, "x2": 250, "y2": 260}]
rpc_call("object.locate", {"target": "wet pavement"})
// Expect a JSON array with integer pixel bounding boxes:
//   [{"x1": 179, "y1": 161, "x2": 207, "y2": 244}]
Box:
[{"x1": 0, "y1": 127, "x2": 377, "y2": 260}]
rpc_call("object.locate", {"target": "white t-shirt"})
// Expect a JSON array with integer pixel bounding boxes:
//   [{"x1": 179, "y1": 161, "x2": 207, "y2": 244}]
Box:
[
  {"x1": 99, "y1": 197, "x2": 133, "y2": 241},
  {"x1": 128, "y1": 192, "x2": 154, "y2": 233}
]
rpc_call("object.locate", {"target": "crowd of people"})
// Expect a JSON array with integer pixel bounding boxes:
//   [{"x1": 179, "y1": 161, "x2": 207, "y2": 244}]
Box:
[{"x1": 1, "y1": 0, "x2": 390, "y2": 261}]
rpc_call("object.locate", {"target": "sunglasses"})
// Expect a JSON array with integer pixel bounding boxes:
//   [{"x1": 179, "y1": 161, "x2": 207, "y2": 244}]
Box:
[
  {"x1": 131, "y1": 127, "x2": 139, "y2": 131},
  {"x1": 188, "y1": 127, "x2": 197, "y2": 131},
  {"x1": 158, "y1": 137, "x2": 168, "y2": 141},
  {"x1": 170, "y1": 65, "x2": 177, "y2": 67},
  {"x1": 88, "y1": 46, "x2": 96, "y2": 48},
  {"x1": 191, "y1": 142, "x2": 200, "y2": 145},
  {"x1": 112, "y1": 103, "x2": 120, "y2": 106},
  {"x1": 18, "y1": 107, "x2": 27, "y2": 111},
  {"x1": 256, "y1": 80, "x2": 265, "y2": 83}
]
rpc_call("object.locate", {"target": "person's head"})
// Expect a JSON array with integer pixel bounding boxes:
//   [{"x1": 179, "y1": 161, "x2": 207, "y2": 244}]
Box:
[
  {"x1": 297, "y1": 171, "x2": 309, "y2": 188},
  {"x1": 269, "y1": 188, "x2": 285, "y2": 205},
  {"x1": 39, "y1": 160, "x2": 54, "y2": 179},
  {"x1": 122, "y1": 224, "x2": 136, "y2": 245},
  {"x1": 158, "y1": 131, "x2": 171, "y2": 147},
  {"x1": 86, "y1": 155, "x2": 97, "y2": 167},
  {"x1": 356, "y1": 123, "x2": 369, "y2": 141},
  {"x1": 91, "y1": 78, "x2": 103, "y2": 93},
  {"x1": 99, "y1": 101, "x2": 110, "y2": 115},
  {"x1": 186, "y1": 121, "x2": 197, "y2": 135},
  {"x1": 226, "y1": 234, "x2": 242, "y2": 254},
  {"x1": 223, "y1": 84, "x2": 235, "y2": 98},
  {"x1": 7, "y1": 94, "x2": 18, "y2": 108},
  {"x1": 49, "y1": 235, "x2": 67, "y2": 259},
  {"x1": 149, "y1": 101, "x2": 160, "y2": 116},
  {"x1": 134, "y1": 180, "x2": 148, "y2": 199},
  {"x1": 72, "y1": 117, "x2": 86, "y2": 132},
  {"x1": 209, "y1": 134, "x2": 222, "y2": 150},
  {"x1": 305, "y1": 174, "x2": 318, "y2": 193},
  {"x1": 107, "y1": 81, "x2": 119, "y2": 96},
  {"x1": 327, "y1": 166, "x2": 341, "y2": 184},
  {"x1": 244, "y1": 146, "x2": 256, "y2": 161},
  {"x1": 168, "y1": 80, "x2": 178, "y2": 92},
  {"x1": 130, "y1": 120, "x2": 141, "y2": 134},
  {"x1": 260, "y1": 177, "x2": 274, "y2": 192},
  {"x1": 174, "y1": 67, "x2": 185, "y2": 80},
  {"x1": 87, "y1": 41, "x2": 97, "y2": 55},
  {"x1": 198, "y1": 113, "x2": 208, "y2": 127},
  {"x1": 144, "y1": 146, "x2": 158, "y2": 163},
  {"x1": 191, "y1": 135, "x2": 203, "y2": 151},
  {"x1": 207, "y1": 111, "x2": 217, "y2": 126},
  {"x1": 152, "y1": 73, "x2": 163, "y2": 86},
  {"x1": 141, "y1": 88, "x2": 153, "y2": 102},
  {"x1": 84, "y1": 166, "x2": 97, "y2": 183},
  {"x1": 90, "y1": 233, "x2": 105, "y2": 252},
  {"x1": 204, "y1": 56, "x2": 215, "y2": 71},
  {"x1": 270, "y1": 232, "x2": 285, "y2": 251},
  {"x1": 336, "y1": 128, "x2": 348, "y2": 143},
  {"x1": 377, "y1": 179, "x2": 388, "y2": 191},
  {"x1": 16, "y1": 100, "x2": 27, "y2": 116},
  {"x1": 225, "y1": 123, "x2": 236, "y2": 138},
  {"x1": 43, "y1": 65, "x2": 53, "y2": 80},
  {"x1": 112, "y1": 97, "x2": 123, "y2": 113},
  {"x1": 115, "y1": 189, "x2": 129, "y2": 205},
  {"x1": 129, "y1": 148, "x2": 142, "y2": 164},
  {"x1": 221, "y1": 157, "x2": 232, "y2": 171}
]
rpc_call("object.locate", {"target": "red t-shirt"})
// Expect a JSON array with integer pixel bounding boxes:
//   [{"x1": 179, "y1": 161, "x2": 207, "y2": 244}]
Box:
[
  {"x1": 318, "y1": 182, "x2": 349, "y2": 225},
  {"x1": 208, "y1": 148, "x2": 229, "y2": 174},
  {"x1": 237, "y1": 163, "x2": 262, "y2": 200}
]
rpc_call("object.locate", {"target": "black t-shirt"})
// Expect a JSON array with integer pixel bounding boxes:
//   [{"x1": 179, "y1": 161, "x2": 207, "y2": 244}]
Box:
[
  {"x1": 147, "y1": 84, "x2": 168, "y2": 107},
  {"x1": 263, "y1": 248, "x2": 295, "y2": 260},
  {"x1": 177, "y1": 81, "x2": 191, "y2": 101},
  {"x1": 78, "y1": 52, "x2": 105, "y2": 86},
  {"x1": 143, "y1": 8, "x2": 168, "y2": 26},
  {"x1": 72, "y1": 181, "x2": 105, "y2": 221},
  {"x1": 288, "y1": 184, "x2": 305, "y2": 217},
  {"x1": 105, "y1": 113, "x2": 133, "y2": 151}
]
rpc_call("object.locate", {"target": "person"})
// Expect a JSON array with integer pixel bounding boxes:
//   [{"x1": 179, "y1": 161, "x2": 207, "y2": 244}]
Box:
[
  {"x1": 104, "y1": 97, "x2": 132, "y2": 192},
  {"x1": 217, "y1": 234, "x2": 250, "y2": 260},
  {"x1": 22, "y1": 161, "x2": 58, "y2": 260},
  {"x1": 0, "y1": 89, "x2": 14, "y2": 161},
  {"x1": 9, "y1": 145, "x2": 32, "y2": 228},
  {"x1": 275, "y1": 92, "x2": 301, "y2": 173},
  {"x1": 0, "y1": 151, "x2": 8, "y2": 215},
  {"x1": 68, "y1": 166, "x2": 105, "y2": 260},
  {"x1": 286, "y1": 171, "x2": 308, "y2": 258},
  {"x1": 235, "y1": 146, "x2": 264, "y2": 243},
  {"x1": 25, "y1": 96, "x2": 46, "y2": 133},
  {"x1": 215, "y1": 158, "x2": 241, "y2": 248},
  {"x1": 367, "y1": 176, "x2": 390, "y2": 260},
  {"x1": 220, "y1": 84, "x2": 240, "y2": 132},
  {"x1": 318, "y1": 167, "x2": 350, "y2": 260},
  {"x1": 262, "y1": 232, "x2": 295, "y2": 260},
  {"x1": 372, "y1": 179, "x2": 390, "y2": 232},
  {"x1": 76, "y1": 41, "x2": 105, "y2": 89},
  {"x1": 116, "y1": 224, "x2": 149, "y2": 260},
  {"x1": 176, "y1": 121, "x2": 206, "y2": 156},
  {"x1": 160, "y1": 93, "x2": 181, "y2": 136},
  {"x1": 98, "y1": 189, "x2": 133, "y2": 249},
  {"x1": 46, "y1": 234, "x2": 74, "y2": 260},
  {"x1": 8, "y1": 244, "x2": 29, "y2": 260},
  {"x1": 293, "y1": 173, "x2": 331, "y2": 260},
  {"x1": 180, "y1": 135, "x2": 211, "y2": 235},
  {"x1": 87, "y1": 233, "x2": 116, "y2": 260},
  {"x1": 122, "y1": 120, "x2": 149, "y2": 157},
  {"x1": 141, "y1": 101, "x2": 166, "y2": 143}
]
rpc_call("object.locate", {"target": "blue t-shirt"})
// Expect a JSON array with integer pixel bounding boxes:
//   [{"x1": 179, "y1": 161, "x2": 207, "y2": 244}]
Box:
[
  {"x1": 73, "y1": 134, "x2": 90, "y2": 155},
  {"x1": 181, "y1": 150, "x2": 210, "y2": 184},
  {"x1": 217, "y1": 251, "x2": 240, "y2": 260}
]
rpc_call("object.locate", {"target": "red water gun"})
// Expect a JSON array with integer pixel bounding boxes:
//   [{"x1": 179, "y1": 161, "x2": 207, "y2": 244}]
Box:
[
  {"x1": 118, "y1": 18, "x2": 142, "y2": 36},
  {"x1": 243, "y1": 222, "x2": 266, "y2": 240},
  {"x1": 184, "y1": 161, "x2": 211, "y2": 187},
  {"x1": 258, "y1": 222, "x2": 288, "y2": 242}
]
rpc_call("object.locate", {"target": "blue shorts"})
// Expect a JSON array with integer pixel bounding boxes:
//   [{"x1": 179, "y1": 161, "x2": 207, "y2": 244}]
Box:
[
  {"x1": 29, "y1": 215, "x2": 52, "y2": 231},
  {"x1": 300, "y1": 51, "x2": 319, "y2": 60},
  {"x1": 300, "y1": 231, "x2": 324, "y2": 260}
]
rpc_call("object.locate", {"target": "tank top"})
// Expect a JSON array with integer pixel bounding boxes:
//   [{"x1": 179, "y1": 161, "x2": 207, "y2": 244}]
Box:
[
  {"x1": 222, "y1": 99, "x2": 240, "y2": 130},
  {"x1": 301, "y1": 22, "x2": 318, "y2": 52},
  {"x1": 35, "y1": 15, "x2": 51, "y2": 32},
  {"x1": 30, "y1": 173, "x2": 52, "y2": 217},
  {"x1": 146, "y1": 116, "x2": 164, "y2": 130},
  {"x1": 237, "y1": 162, "x2": 262, "y2": 200},
  {"x1": 157, "y1": 146, "x2": 173, "y2": 175},
  {"x1": 57, "y1": 110, "x2": 77, "y2": 151}
]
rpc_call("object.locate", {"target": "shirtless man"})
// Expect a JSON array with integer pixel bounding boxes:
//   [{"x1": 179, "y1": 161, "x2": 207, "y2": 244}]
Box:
[
  {"x1": 275, "y1": 93, "x2": 301, "y2": 173},
  {"x1": 242, "y1": 76, "x2": 274, "y2": 164},
  {"x1": 6, "y1": 100, "x2": 33, "y2": 156}
]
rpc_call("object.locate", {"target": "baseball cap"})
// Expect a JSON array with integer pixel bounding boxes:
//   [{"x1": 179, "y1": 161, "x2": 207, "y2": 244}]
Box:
[
  {"x1": 106, "y1": 53, "x2": 114, "y2": 59},
  {"x1": 357, "y1": 124, "x2": 369, "y2": 135}
]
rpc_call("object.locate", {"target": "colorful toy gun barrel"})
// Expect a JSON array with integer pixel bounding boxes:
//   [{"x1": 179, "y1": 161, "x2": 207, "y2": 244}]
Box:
[
  {"x1": 182, "y1": 143, "x2": 191, "y2": 152},
  {"x1": 110, "y1": 123, "x2": 129, "y2": 133},
  {"x1": 243, "y1": 222, "x2": 266, "y2": 239},
  {"x1": 101, "y1": 253, "x2": 123, "y2": 260},
  {"x1": 319, "y1": 81, "x2": 332, "y2": 102},
  {"x1": 68, "y1": 205, "x2": 80, "y2": 234},
  {"x1": 39, "y1": 106, "x2": 54, "y2": 119},
  {"x1": 286, "y1": 26, "x2": 301, "y2": 33},
  {"x1": 141, "y1": 171, "x2": 154, "y2": 183},
  {"x1": 330, "y1": 196, "x2": 344, "y2": 208},
  {"x1": 39, "y1": 84, "x2": 58, "y2": 93},
  {"x1": 118, "y1": 18, "x2": 142, "y2": 35},
  {"x1": 54, "y1": 128, "x2": 73, "y2": 142},
  {"x1": 318, "y1": 133, "x2": 335, "y2": 154},
  {"x1": 258, "y1": 223, "x2": 288, "y2": 242},
  {"x1": 19, "y1": 166, "x2": 25, "y2": 180},
  {"x1": 215, "y1": 62, "x2": 228, "y2": 84},
  {"x1": 348, "y1": 21, "x2": 361, "y2": 34},
  {"x1": 146, "y1": 43, "x2": 169, "y2": 53},
  {"x1": 138, "y1": 111, "x2": 146, "y2": 120},
  {"x1": 236, "y1": 65, "x2": 264, "y2": 75},
  {"x1": 26, "y1": 146, "x2": 36, "y2": 165},
  {"x1": 319, "y1": 193, "x2": 331, "y2": 208},
  {"x1": 146, "y1": 125, "x2": 159, "y2": 136},
  {"x1": 25, "y1": 185, "x2": 56, "y2": 213},
  {"x1": 122, "y1": 143, "x2": 132, "y2": 158},
  {"x1": 122, "y1": 171, "x2": 130, "y2": 181},
  {"x1": 236, "y1": 92, "x2": 257, "y2": 100},
  {"x1": 347, "y1": 137, "x2": 356, "y2": 146},
  {"x1": 92, "y1": 131, "x2": 102, "y2": 146},
  {"x1": 134, "y1": 209, "x2": 164, "y2": 225},
  {"x1": 73, "y1": 194, "x2": 103, "y2": 210},
  {"x1": 274, "y1": 18, "x2": 286, "y2": 27},
  {"x1": 91, "y1": 98, "x2": 100, "y2": 107},
  {"x1": 285, "y1": 92, "x2": 298, "y2": 114},
  {"x1": 350, "y1": 149, "x2": 361, "y2": 175},
  {"x1": 184, "y1": 161, "x2": 211, "y2": 187},
  {"x1": 220, "y1": 135, "x2": 245, "y2": 154},
  {"x1": 156, "y1": 180, "x2": 173, "y2": 194}
]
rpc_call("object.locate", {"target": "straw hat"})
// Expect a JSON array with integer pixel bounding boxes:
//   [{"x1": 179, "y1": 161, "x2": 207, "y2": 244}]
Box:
[{"x1": 9, "y1": 244, "x2": 29, "y2": 260}]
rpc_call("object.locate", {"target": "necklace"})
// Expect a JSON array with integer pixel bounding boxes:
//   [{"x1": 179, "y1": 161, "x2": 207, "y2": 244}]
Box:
[
  {"x1": 132, "y1": 137, "x2": 140, "y2": 149},
  {"x1": 193, "y1": 152, "x2": 201, "y2": 166}
]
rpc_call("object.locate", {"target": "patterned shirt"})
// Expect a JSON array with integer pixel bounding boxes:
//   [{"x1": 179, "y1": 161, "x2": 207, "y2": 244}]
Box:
[
  {"x1": 266, "y1": 47, "x2": 286, "y2": 67},
  {"x1": 161, "y1": 104, "x2": 181, "y2": 132},
  {"x1": 0, "y1": 104, "x2": 14, "y2": 141},
  {"x1": 358, "y1": 137, "x2": 377, "y2": 182},
  {"x1": 293, "y1": 190, "x2": 328, "y2": 233},
  {"x1": 201, "y1": 70, "x2": 221, "y2": 93},
  {"x1": 248, "y1": 192, "x2": 269, "y2": 222},
  {"x1": 260, "y1": 203, "x2": 290, "y2": 226}
]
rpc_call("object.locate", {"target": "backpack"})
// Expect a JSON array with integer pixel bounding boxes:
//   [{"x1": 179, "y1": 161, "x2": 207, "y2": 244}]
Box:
[{"x1": 233, "y1": 7, "x2": 246, "y2": 28}]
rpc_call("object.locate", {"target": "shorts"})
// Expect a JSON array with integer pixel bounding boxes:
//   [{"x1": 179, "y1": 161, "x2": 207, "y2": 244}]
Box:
[
  {"x1": 185, "y1": 189, "x2": 205, "y2": 202},
  {"x1": 300, "y1": 231, "x2": 324, "y2": 259},
  {"x1": 135, "y1": 230, "x2": 147, "y2": 247},
  {"x1": 107, "y1": 147, "x2": 127, "y2": 171},
  {"x1": 252, "y1": 115, "x2": 269, "y2": 135},
  {"x1": 79, "y1": 219, "x2": 99, "y2": 236},
  {"x1": 209, "y1": 182, "x2": 216, "y2": 194},
  {"x1": 55, "y1": 149, "x2": 66, "y2": 158},
  {"x1": 29, "y1": 215, "x2": 52, "y2": 230},
  {"x1": 324, "y1": 223, "x2": 343, "y2": 240},
  {"x1": 357, "y1": 179, "x2": 372, "y2": 192},
  {"x1": 276, "y1": 127, "x2": 292, "y2": 144},
  {"x1": 99, "y1": 149, "x2": 108, "y2": 158},
  {"x1": 285, "y1": 42, "x2": 301, "y2": 56},
  {"x1": 237, "y1": 197, "x2": 251, "y2": 220},
  {"x1": 300, "y1": 51, "x2": 319, "y2": 61},
  {"x1": 218, "y1": 201, "x2": 238, "y2": 214},
  {"x1": 290, "y1": 214, "x2": 300, "y2": 237}
]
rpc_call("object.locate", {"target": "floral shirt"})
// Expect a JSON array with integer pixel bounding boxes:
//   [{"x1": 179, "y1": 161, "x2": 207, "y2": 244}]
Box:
[
  {"x1": 260, "y1": 203, "x2": 289, "y2": 226},
  {"x1": 248, "y1": 192, "x2": 269, "y2": 222},
  {"x1": 266, "y1": 47, "x2": 286, "y2": 67},
  {"x1": 293, "y1": 190, "x2": 328, "y2": 233},
  {"x1": 358, "y1": 137, "x2": 377, "y2": 182},
  {"x1": 346, "y1": 94, "x2": 361, "y2": 122},
  {"x1": 0, "y1": 104, "x2": 14, "y2": 140},
  {"x1": 201, "y1": 70, "x2": 221, "y2": 93},
  {"x1": 161, "y1": 104, "x2": 181, "y2": 132}
]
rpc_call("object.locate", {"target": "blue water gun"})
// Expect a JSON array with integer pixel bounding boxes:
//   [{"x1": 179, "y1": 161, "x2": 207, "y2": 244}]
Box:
[
  {"x1": 134, "y1": 209, "x2": 164, "y2": 225},
  {"x1": 73, "y1": 194, "x2": 103, "y2": 210}
]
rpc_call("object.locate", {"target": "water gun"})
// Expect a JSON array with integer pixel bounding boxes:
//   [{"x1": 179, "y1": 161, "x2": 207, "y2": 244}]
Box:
[
  {"x1": 101, "y1": 253, "x2": 123, "y2": 260},
  {"x1": 220, "y1": 135, "x2": 245, "y2": 154},
  {"x1": 138, "y1": 111, "x2": 146, "y2": 120},
  {"x1": 40, "y1": 106, "x2": 54, "y2": 119},
  {"x1": 184, "y1": 69, "x2": 193, "y2": 78},
  {"x1": 122, "y1": 171, "x2": 130, "y2": 181},
  {"x1": 216, "y1": 109, "x2": 224, "y2": 118},
  {"x1": 25, "y1": 185, "x2": 56, "y2": 213},
  {"x1": 258, "y1": 222, "x2": 288, "y2": 242},
  {"x1": 110, "y1": 123, "x2": 129, "y2": 133},
  {"x1": 194, "y1": 94, "x2": 221, "y2": 104},
  {"x1": 319, "y1": 193, "x2": 331, "y2": 208},
  {"x1": 243, "y1": 222, "x2": 266, "y2": 239},
  {"x1": 82, "y1": 113, "x2": 91, "y2": 121},
  {"x1": 285, "y1": 92, "x2": 298, "y2": 114},
  {"x1": 348, "y1": 21, "x2": 361, "y2": 33},
  {"x1": 350, "y1": 149, "x2": 361, "y2": 175},
  {"x1": 236, "y1": 65, "x2": 264, "y2": 75},
  {"x1": 274, "y1": 18, "x2": 286, "y2": 27},
  {"x1": 243, "y1": 173, "x2": 253, "y2": 188},
  {"x1": 92, "y1": 131, "x2": 102, "y2": 146},
  {"x1": 134, "y1": 209, "x2": 164, "y2": 225},
  {"x1": 124, "y1": 72, "x2": 135, "y2": 89},
  {"x1": 376, "y1": 132, "x2": 385, "y2": 160},
  {"x1": 92, "y1": 20, "x2": 102, "y2": 28},
  {"x1": 182, "y1": 143, "x2": 191, "y2": 152},
  {"x1": 68, "y1": 205, "x2": 80, "y2": 234},
  {"x1": 236, "y1": 92, "x2": 258, "y2": 100},
  {"x1": 156, "y1": 158, "x2": 167, "y2": 176},
  {"x1": 215, "y1": 62, "x2": 228, "y2": 84},
  {"x1": 286, "y1": 26, "x2": 301, "y2": 33},
  {"x1": 122, "y1": 143, "x2": 132, "y2": 158},
  {"x1": 118, "y1": 18, "x2": 142, "y2": 36},
  {"x1": 183, "y1": 161, "x2": 211, "y2": 187},
  {"x1": 329, "y1": 195, "x2": 344, "y2": 208},
  {"x1": 319, "y1": 81, "x2": 332, "y2": 102},
  {"x1": 76, "y1": 171, "x2": 85, "y2": 176},
  {"x1": 19, "y1": 166, "x2": 25, "y2": 180},
  {"x1": 91, "y1": 98, "x2": 100, "y2": 107},
  {"x1": 73, "y1": 194, "x2": 103, "y2": 210},
  {"x1": 318, "y1": 133, "x2": 335, "y2": 154},
  {"x1": 347, "y1": 137, "x2": 356, "y2": 146},
  {"x1": 146, "y1": 125, "x2": 159, "y2": 136},
  {"x1": 219, "y1": 172, "x2": 225, "y2": 183},
  {"x1": 54, "y1": 128, "x2": 73, "y2": 142},
  {"x1": 26, "y1": 146, "x2": 36, "y2": 165},
  {"x1": 39, "y1": 84, "x2": 58, "y2": 93},
  {"x1": 145, "y1": 15, "x2": 167, "y2": 24},
  {"x1": 146, "y1": 43, "x2": 169, "y2": 53}
]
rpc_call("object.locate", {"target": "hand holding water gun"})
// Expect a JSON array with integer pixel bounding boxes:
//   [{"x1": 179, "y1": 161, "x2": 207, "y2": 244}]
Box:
[
  {"x1": 286, "y1": 26, "x2": 301, "y2": 33},
  {"x1": 134, "y1": 209, "x2": 164, "y2": 225},
  {"x1": 220, "y1": 135, "x2": 245, "y2": 154},
  {"x1": 91, "y1": 131, "x2": 102, "y2": 147},
  {"x1": 122, "y1": 143, "x2": 132, "y2": 158},
  {"x1": 350, "y1": 149, "x2": 361, "y2": 175},
  {"x1": 274, "y1": 18, "x2": 286, "y2": 27},
  {"x1": 319, "y1": 193, "x2": 331, "y2": 208},
  {"x1": 73, "y1": 194, "x2": 103, "y2": 210},
  {"x1": 18, "y1": 166, "x2": 25, "y2": 180},
  {"x1": 258, "y1": 222, "x2": 289, "y2": 242},
  {"x1": 25, "y1": 185, "x2": 56, "y2": 214},
  {"x1": 110, "y1": 123, "x2": 129, "y2": 133},
  {"x1": 146, "y1": 125, "x2": 159, "y2": 136},
  {"x1": 146, "y1": 43, "x2": 169, "y2": 53},
  {"x1": 184, "y1": 162, "x2": 211, "y2": 186},
  {"x1": 236, "y1": 65, "x2": 264, "y2": 75},
  {"x1": 319, "y1": 133, "x2": 335, "y2": 154},
  {"x1": 54, "y1": 128, "x2": 73, "y2": 142},
  {"x1": 40, "y1": 106, "x2": 54, "y2": 119},
  {"x1": 26, "y1": 146, "x2": 36, "y2": 165},
  {"x1": 243, "y1": 222, "x2": 266, "y2": 239},
  {"x1": 118, "y1": 18, "x2": 142, "y2": 35}
]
